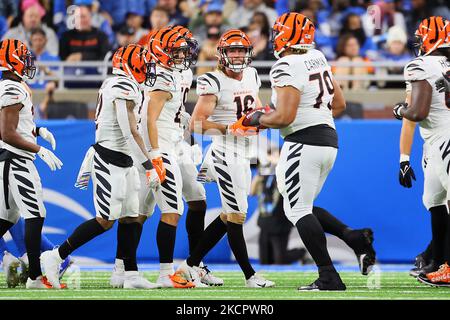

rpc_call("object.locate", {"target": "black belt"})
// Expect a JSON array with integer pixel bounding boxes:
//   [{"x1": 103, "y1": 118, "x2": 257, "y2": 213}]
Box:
[{"x1": 93, "y1": 143, "x2": 133, "y2": 168}]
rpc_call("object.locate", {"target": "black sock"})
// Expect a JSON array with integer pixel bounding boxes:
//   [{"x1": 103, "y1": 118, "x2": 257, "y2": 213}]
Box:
[
  {"x1": 117, "y1": 222, "x2": 139, "y2": 271},
  {"x1": 186, "y1": 201, "x2": 206, "y2": 255},
  {"x1": 296, "y1": 214, "x2": 334, "y2": 269},
  {"x1": 0, "y1": 219, "x2": 14, "y2": 238},
  {"x1": 157, "y1": 221, "x2": 176, "y2": 263},
  {"x1": 313, "y1": 207, "x2": 368, "y2": 253},
  {"x1": 430, "y1": 205, "x2": 448, "y2": 264},
  {"x1": 446, "y1": 212, "x2": 450, "y2": 263},
  {"x1": 115, "y1": 233, "x2": 124, "y2": 260},
  {"x1": 25, "y1": 218, "x2": 44, "y2": 280},
  {"x1": 135, "y1": 222, "x2": 143, "y2": 252},
  {"x1": 188, "y1": 215, "x2": 227, "y2": 267},
  {"x1": 59, "y1": 218, "x2": 106, "y2": 260},
  {"x1": 227, "y1": 222, "x2": 255, "y2": 280},
  {"x1": 313, "y1": 206, "x2": 350, "y2": 239},
  {"x1": 422, "y1": 240, "x2": 433, "y2": 263}
]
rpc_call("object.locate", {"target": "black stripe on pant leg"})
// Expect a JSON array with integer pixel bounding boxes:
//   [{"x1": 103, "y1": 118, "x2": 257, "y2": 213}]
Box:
[
  {"x1": 287, "y1": 144, "x2": 303, "y2": 161},
  {"x1": 94, "y1": 155, "x2": 110, "y2": 175},
  {"x1": 13, "y1": 174, "x2": 34, "y2": 189},
  {"x1": 95, "y1": 173, "x2": 111, "y2": 193},
  {"x1": 10, "y1": 160, "x2": 29, "y2": 173},
  {"x1": 3, "y1": 161, "x2": 10, "y2": 210}
]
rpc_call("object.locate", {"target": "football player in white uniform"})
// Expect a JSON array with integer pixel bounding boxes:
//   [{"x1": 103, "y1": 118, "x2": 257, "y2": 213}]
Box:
[
  {"x1": 0, "y1": 39, "x2": 63, "y2": 289},
  {"x1": 177, "y1": 29, "x2": 274, "y2": 288},
  {"x1": 393, "y1": 16, "x2": 450, "y2": 287},
  {"x1": 41, "y1": 44, "x2": 161, "y2": 289},
  {"x1": 131, "y1": 27, "x2": 196, "y2": 288},
  {"x1": 110, "y1": 27, "x2": 222, "y2": 288},
  {"x1": 398, "y1": 98, "x2": 448, "y2": 277},
  {"x1": 258, "y1": 13, "x2": 376, "y2": 291}
]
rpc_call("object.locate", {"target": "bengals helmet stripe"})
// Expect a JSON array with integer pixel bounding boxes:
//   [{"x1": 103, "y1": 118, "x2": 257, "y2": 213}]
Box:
[
  {"x1": 415, "y1": 16, "x2": 450, "y2": 56},
  {"x1": 271, "y1": 12, "x2": 315, "y2": 59},
  {"x1": 0, "y1": 39, "x2": 36, "y2": 79},
  {"x1": 148, "y1": 27, "x2": 190, "y2": 71},
  {"x1": 112, "y1": 44, "x2": 155, "y2": 86}
]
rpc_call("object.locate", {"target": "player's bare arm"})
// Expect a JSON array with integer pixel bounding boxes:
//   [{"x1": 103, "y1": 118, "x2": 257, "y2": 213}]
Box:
[
  {"x1": 115, "y1": 99, "x2": 152, "y2": 165},
  {"x1": 190, "y1": 94, "x2": 228, "y2": 135},
  {"x1": 0, "y1": 104, "x2": 40, "y2": 153},
  {"x1": 147, "y1": 90, "x2": 172, "y2": 149},
  {"x1": 259, "y1": 86, "x2": 300, "y2": 128},
  {"x1": 331, "y1": 78, "x2": 346, "y2": 117},
  {"x1": 400, "y1": 80, "x2": 432, "y2": 122}
]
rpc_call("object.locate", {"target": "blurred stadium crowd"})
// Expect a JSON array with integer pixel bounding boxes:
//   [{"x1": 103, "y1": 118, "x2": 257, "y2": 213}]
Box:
[{"x1": 0, "y1": 0, "x2": 449, "y2": 118}]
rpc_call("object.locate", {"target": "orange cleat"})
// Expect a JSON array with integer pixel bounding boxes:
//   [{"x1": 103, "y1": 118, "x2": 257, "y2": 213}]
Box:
[
  {"x1": 156, "y1": 271, "x2": 195, "y2": 288},
  {"x1": 43, "y1": 276, "x2": 67, "y2": 289},
  {"x1": 417, "y1": 263, "x2": 450, "y2": 287}
]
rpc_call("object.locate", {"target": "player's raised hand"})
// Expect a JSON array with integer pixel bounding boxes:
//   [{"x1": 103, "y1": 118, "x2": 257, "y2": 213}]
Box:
[
  {"x1": 37, "y1": 146, "x2": 63, "y2": 171},
  {"x1": 399, "y1": 160, "x2": 416, "y2": 188},
  {"x1": 38, "y1": 127, "x2": 56, "y2": 150}
]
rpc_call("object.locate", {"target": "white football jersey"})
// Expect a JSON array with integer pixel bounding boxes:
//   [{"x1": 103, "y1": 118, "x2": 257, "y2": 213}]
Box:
[
  {"x1": 196, "y1": 67, "x2": 261, "y2": 154},
  {"x1": 270, "y1": 49, "x2": 335, "y2": 138},
  {"x1": 141, "y1": 65, "x2": 183, "y2": 153},
  {"x1": 404, "y1": 55, "x2": 450, "y2": 144},
  {"x1": 179, "y1": 68, "x2": 193, "y2": 133},
  {"x1": 0, "y1": 80, "x2": 36, "y2": 159},
  {"x1": 95, "y1": 75, "x2": 142, "y2": 155}
]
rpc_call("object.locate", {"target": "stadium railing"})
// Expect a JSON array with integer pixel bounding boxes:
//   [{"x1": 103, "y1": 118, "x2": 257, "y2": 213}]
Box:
[{"x1": 29, "y1": 60, "x2": 408, "y2": 118}]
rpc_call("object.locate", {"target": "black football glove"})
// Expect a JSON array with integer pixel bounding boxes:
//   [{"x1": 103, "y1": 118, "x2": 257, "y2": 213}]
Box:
[
  {"x1": 399, "y1": 161, "x2": 416, "y2": 188},
  {"x1": 393, "y1": 102, "x2": 408, "y2": 120}
]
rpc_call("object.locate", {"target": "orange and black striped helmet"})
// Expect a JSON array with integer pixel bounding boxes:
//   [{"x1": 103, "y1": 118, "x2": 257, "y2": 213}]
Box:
[
  {"x1": 217, "y1": 29, "x2": 253, "y2": 72},
  {"x1": 414, "y1": 16, "x2": 450, "y2": 56},
  {"x1": 148, "y1": 27, "x2": 190, "y2": 71},
  {"x1": 171, "y1": 25, "x2": 199, "y2": 66},
  {"x1": 0, "y1": 39, "x2": 36, "y2": 79},
  {"x1": 271, "y1": 12, "x2": 315, "y2": 59},
  {"x1": 112, "y1": 44, "x2": 156, "y2": 86}
]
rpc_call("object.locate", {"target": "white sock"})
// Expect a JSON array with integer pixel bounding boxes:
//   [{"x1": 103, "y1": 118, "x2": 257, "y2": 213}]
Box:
[{"x1": 159, "y1": 263, "x2": 174, "y2": 277}]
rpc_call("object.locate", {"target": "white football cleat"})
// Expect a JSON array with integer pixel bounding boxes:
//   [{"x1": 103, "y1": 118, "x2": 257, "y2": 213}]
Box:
[
  {"x1": 177, "y1": 260, "x2": 208, "y2": 288},
  {"x1": 110, "y1": 259, "x2": 125, "y2": 288},
  {"x1": 246, "y1": 274, "x2": 275, "y2": 288},
  {"x1": 40, "y1": 249, "x2": 63, "y2": 289},
  {"x1": 25, "y1": 276, "x2": 52, "y2": 289},
  {"x1": 3, "y1": 251, "x2": 20, "y2": 288},
  {"x1": 18, "y1": 253, "x2": 29, "y2": 285},
  {"x1": 198, "y1": 263, "x2": 224, "y2": 286},
  {"x1": 123, "y1": 271, "x2": 162, "y2": 289}
]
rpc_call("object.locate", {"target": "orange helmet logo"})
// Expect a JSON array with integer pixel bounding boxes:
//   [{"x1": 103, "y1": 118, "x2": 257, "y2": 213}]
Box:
[
  {"x1": 217, "y1": 29, "x2": 253, "y2": 72},
  {"x1": 0, "y1": 39, "x2": 36, "y2": 79},
  {"x1": 271, "y1": 12, "x2": 315, "y2": 59},
  {"x1": 112, "y1": 44, "x2": 156, "y2": 86},
  {"x1": 414, "y1": 16, "x2": 450, "y2": 56},
  {"x1": 148, "y1": 27, "x2": 190, "y2": 71}
]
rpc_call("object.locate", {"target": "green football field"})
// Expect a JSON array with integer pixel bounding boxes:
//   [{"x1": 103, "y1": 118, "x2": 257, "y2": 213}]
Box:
[{"x1": 0, "y1": 270, "x2": 448, "y2": 300}]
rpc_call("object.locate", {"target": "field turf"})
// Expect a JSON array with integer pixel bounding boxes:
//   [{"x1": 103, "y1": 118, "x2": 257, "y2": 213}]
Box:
[{"x1": 0, "y1": 268, "x2": 448, "y2": 300}]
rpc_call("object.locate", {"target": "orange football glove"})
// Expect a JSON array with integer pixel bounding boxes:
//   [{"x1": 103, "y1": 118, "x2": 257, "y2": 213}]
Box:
[
  {"x1": 150, "y1": 149, "x2": 166, "y2": 183},
  {"x1": 227, "y1": 115, "x2": 259, "y2": 136}
]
